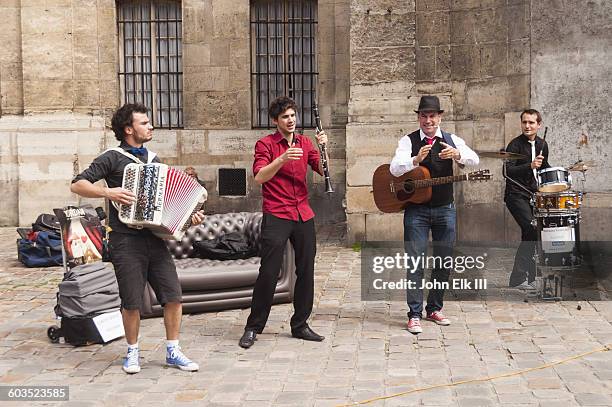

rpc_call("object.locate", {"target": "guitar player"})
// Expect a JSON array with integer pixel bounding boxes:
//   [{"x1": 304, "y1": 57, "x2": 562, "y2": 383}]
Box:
[{"x1": 389, "y1": 95, "x2": 479, "y2": 334}]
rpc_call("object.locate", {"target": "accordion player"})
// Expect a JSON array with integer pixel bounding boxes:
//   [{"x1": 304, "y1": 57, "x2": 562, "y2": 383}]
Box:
[{"x1": 118, "y1": 163, "x2": 208, "y2": 240}]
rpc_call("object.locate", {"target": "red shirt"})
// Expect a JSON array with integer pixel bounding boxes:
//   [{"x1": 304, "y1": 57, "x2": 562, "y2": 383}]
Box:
[{"x1": 253, "y1": 131, "x2": 322, "y2": 221}]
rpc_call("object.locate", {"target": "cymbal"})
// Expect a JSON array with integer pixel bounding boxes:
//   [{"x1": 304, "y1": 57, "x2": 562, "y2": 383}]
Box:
[
  {"x1": 477, "y1": 150, "x2": 528, "y2": 160},
  {"x1": 568, "y1": 161, "x2": 595, "y2": 171}
]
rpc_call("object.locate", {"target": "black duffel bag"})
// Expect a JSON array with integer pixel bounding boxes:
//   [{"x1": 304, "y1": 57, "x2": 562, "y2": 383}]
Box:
[{"x1": 192, "y1": 232, "x2": 257, "y2": 260}]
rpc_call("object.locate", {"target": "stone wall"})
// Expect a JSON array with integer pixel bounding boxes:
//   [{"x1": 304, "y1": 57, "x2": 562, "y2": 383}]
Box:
[
  {"x1": 0, "y1": 0, "x2": 119, "y2": 226},
  {"x1": 0, "y1": 114, "x2": 107, "y2": 226},
  {"x1": 1, "y1": 0, "x2": 349, "y2": 226},
  {"x1": 19, "y1": 0, "x2": 118, "y2": 115},
  {"x1": 179, "y1": 0, "x2": 349, "y2": 224},
  {"x1": 529, "y1": 0, "x2": 612, "y2": 241},
  {"x1": 347, "y1": 0, "x2": 531, "y2": 243},
  {"x1": 0, "y1": 0, "x2": 23, "y2": 115},
  {"x1": 346, "y1": 0, "x2": 612, "y2": 244},
  {"x1": 3, "y1": 0, "x2": 609, "y2": 238},
  {"x1": 531, "y1": 0, "x2": 611, "y2": 193}
]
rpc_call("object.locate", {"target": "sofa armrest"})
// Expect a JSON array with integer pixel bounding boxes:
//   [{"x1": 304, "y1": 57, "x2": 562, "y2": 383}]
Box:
[{"x1": 245, "y1": 212, "x2": 263, "y2": 254}]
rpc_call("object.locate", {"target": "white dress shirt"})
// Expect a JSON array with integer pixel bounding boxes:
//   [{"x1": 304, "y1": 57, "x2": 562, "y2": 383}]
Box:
[{"x1": 390, "y1": 128, "x2": 480, "y2": 177}]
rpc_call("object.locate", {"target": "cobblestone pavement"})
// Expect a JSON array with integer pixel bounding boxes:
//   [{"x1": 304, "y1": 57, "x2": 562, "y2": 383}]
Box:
[{"x1": 1, "y1": 226, "x2": 611, "y2": 406}]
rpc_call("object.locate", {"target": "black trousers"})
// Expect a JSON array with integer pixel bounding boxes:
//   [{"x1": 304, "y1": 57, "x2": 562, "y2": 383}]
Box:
[
  {"x1": 245, "y1": 214, "x2": 316, "y2": 332},
  {"x1": 505, "y1": 195, "x2": 538, "y2": 286}
]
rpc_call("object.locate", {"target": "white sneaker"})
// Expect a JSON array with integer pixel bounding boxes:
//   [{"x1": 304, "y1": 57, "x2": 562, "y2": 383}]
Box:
[
  {"x1": 122, "y1": 347, "x2": 140, "y2": 374},
  {"x1": 166, "y1": 346, "x2": 199, "y2": 371}
]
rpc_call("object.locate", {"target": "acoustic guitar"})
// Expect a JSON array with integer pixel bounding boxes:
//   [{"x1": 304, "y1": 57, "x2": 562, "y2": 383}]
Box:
[{"x1": 372, "y1": 165, "x2": 492, "y2": 213}]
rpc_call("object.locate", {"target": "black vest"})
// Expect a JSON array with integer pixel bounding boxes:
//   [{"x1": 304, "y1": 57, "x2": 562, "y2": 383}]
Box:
[{"x1": 408, "y1": 130, "x2": 454, "y2": 207}]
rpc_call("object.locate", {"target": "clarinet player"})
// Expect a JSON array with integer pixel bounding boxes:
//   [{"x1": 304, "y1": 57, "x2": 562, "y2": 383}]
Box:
[{"x1": 239, "y1": 96, "x2": 328, "y2": 349}]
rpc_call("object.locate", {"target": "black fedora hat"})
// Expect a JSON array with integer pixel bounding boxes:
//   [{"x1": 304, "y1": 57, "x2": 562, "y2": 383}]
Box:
[{"x1": 414, "y1": 95, "x2": 444, "y2": 113}]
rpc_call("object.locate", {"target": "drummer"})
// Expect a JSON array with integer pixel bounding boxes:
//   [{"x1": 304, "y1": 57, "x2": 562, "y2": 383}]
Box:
[{"x1": 504, "y1": 109, "x2": 551, "y2": 289}]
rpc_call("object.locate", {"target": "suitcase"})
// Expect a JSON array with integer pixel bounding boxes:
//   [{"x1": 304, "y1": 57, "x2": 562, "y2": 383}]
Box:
[
  {"x1": 47, "y1": 205, "x2": 124, "y2": 346},
  {"x1": 48, "y1": 309, "x2": 123, "y2": 346}
]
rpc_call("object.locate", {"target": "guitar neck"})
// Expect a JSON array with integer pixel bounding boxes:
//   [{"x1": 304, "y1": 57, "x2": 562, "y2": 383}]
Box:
[{"x1": 413, "y1": 174, "x2": 468, "y2": 188}]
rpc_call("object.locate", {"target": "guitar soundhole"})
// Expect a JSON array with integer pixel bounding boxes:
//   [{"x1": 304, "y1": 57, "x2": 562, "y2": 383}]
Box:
[
  {"x1": 402, "y1": 180, "x2": 415, "y2": 194},
  {"x1": 396, "y1": 180, "x2": 415, "y2": 201}
]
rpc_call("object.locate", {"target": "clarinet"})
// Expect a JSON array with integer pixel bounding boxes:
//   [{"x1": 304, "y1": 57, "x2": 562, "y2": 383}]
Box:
[{"x1": 312, "y1": 104, "x2": 333, "y2": 193}]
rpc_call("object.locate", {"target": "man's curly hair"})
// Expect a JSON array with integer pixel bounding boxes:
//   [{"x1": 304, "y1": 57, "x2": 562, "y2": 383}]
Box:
[
  {"x1": 111, "y1": 103, "x2": 149, "y2": 141},
  {"x1": 269, "y1": 96, "x2": 298, "y2": 120}
]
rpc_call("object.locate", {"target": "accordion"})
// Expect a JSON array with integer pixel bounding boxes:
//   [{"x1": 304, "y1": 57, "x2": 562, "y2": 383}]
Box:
[{"x1": 119, "y1": 163, "x2": 208, "y2": 240}]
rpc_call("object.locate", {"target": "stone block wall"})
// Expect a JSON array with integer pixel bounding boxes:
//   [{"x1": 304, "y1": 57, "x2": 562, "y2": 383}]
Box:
[
  {"x1": 0, "y1": 114, "x2": 107, "y2": 226},
  {"x1": 18, "y1": 0, "x2": 119, "y2": 115},
  {"x1": 347, "y1": 0, "x2": 531, "y2": 243},
  {"x1": 0, "y1": 0, "x2": 349, "y2": 226},
  {"x1": 531, "y1": 0, "x2": 612, "y2": 194},
  {"x1": 1, "y1": 0, "x2": 119, "y2": 225},
  {"x1": 346, "y1": 0, "x2": 612, "y2": 244},
  {"x1": 0, "y1": 0, "x2": 23, "y2": 115},
  {"x1": 528, "y1": 0, "x2": 612, "y2": 242},
  {"x1": 179, "y1": 0, "x2": 348, "y2": 223},
  {"x1": 3, "y1": 0, "x2": 610, "y2": 239}
]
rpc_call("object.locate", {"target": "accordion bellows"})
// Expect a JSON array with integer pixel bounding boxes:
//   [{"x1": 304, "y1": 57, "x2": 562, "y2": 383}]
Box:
[{"x1": 119, "y1": 163, "x2": 208, "y2": 240}]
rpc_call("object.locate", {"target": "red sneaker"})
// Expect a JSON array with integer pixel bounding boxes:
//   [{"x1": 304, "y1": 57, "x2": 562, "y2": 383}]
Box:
[
  {"x1": 407, "y1": 317, "x2": 423, "y2": 334},
  {"x1": 425, "y1": 311, "x2": 450, "y2": 326}
]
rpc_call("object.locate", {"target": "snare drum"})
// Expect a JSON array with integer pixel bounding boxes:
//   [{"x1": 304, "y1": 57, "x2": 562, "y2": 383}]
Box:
[
  {"x1": 535, "y1": 191, "x2": 582, "y2": 211},
  {"x1": 538, "y1": 167, "x2": 571, "y2": 192},
  {"x1": 536, "y1": 212, "x2": 581, "y2": 267}
]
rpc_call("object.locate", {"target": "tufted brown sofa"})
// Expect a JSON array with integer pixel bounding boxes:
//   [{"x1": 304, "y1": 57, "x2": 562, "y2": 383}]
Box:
[{"x1": 140, "y1": 212, "x2": 295, "y2": 317}]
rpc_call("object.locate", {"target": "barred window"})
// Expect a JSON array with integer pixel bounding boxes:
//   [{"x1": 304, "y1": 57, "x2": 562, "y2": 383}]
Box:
[
  {"x1": 251, "y1": 0, "x2": 318, "y2": 129},
  {"x1": 117, "y1": 1, "x2": 183, "y2": 128}
]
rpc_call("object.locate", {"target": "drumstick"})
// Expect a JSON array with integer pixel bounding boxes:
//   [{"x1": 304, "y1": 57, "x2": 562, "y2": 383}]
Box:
[{"x1": 538, "y1": 127, "x2": 548, "y2": 156}]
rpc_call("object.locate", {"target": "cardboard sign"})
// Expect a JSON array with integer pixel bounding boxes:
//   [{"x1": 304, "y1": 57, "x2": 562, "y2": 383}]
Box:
[{"x1": 92, "y1": 310, "x2": 125, "y2": 343}]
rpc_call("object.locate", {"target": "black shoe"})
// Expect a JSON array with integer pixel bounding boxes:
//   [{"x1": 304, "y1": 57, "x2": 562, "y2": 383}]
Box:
[
  {"x1": 291, "y1": 326, "x2": 324, "y2": 342},
  {"x1": 239, "y1": 330, "x2": 257, "y2": 349}
]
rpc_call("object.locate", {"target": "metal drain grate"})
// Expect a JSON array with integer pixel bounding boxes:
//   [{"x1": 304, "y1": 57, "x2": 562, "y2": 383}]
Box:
[{"x1": 218, "y1": 168, "x2": 247, "y2": 196}]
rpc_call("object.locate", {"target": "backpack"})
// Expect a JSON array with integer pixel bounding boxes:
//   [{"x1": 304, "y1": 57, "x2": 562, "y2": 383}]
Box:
[
  {"x1": 192, "y1": 232, "x2": 257, "y2": 260},
  {"x1": 17, "y1": 231, "x2": 63, "y2": 267},
  {"x1": 32, "y1": 213, "x2": 61, "y2": 233}
]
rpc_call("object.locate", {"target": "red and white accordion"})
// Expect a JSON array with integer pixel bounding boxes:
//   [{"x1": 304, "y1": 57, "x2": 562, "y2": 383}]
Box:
[{"x1": 118, "y1": 163, "x2": 207, "y2": 240}]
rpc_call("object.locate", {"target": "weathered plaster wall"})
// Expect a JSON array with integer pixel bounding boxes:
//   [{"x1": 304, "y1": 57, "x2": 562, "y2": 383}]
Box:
[{"x1": 530, "y1": 0, "x2": 612, "y2": 241}]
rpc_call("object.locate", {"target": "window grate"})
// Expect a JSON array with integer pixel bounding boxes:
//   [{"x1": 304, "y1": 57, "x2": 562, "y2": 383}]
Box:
[
  {"x1": 117, "y1": 1, "x2": 183, "y2": 129},
  {"x1": 250, "y1": 0, "x2": 318, "y2": 129}
]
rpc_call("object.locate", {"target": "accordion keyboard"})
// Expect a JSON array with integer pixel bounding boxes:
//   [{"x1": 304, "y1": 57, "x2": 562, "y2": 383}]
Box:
[{"x1": 119, "y1": 163, "x2": 207, "y2": 240}]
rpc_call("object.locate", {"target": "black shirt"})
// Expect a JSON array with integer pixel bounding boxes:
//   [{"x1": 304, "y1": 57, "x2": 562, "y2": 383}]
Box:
[
  {"x1": 72, "y1": 142, "x2": 160, "y2": 235},
  {"x1": 504, "y1": 134, "x2": 550, "y2": 200}
]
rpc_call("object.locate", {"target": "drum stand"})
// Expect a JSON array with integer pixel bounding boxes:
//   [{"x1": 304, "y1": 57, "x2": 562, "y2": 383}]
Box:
[
  {"x1": 533, "y1": 212, "x2": 582, "y2": 301},
  {"x1": 503, "y1": 162, "x2": 584, "y2": 301},
  {"x1": 533, "y1": 265, "x2": 577, "y2": 301}
]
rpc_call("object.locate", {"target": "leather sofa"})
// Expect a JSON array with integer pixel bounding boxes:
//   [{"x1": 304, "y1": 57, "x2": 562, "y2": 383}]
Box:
[{"x1": 140, "y1": 212, "x2": 295, "y2": 317}]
